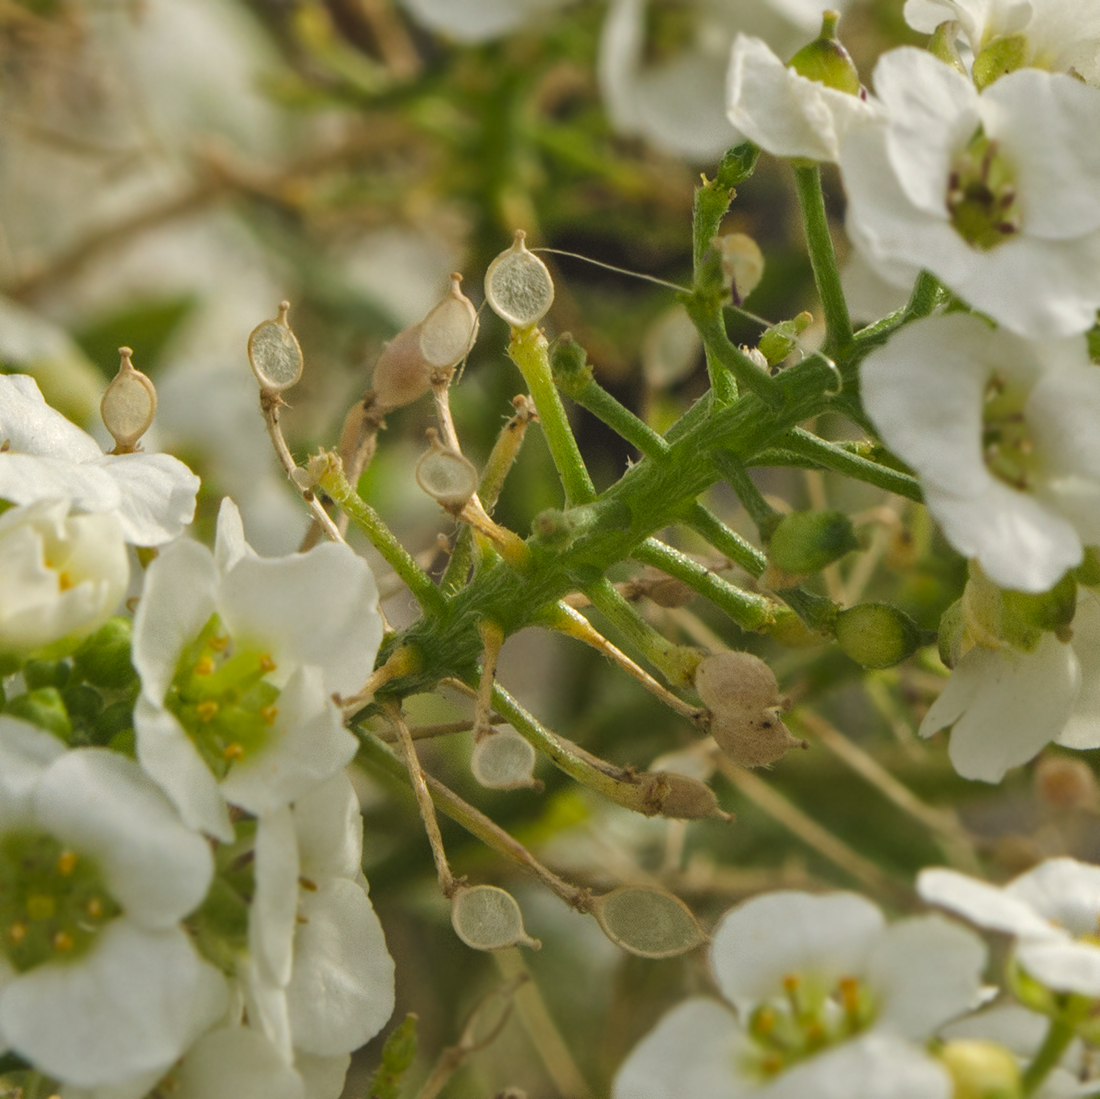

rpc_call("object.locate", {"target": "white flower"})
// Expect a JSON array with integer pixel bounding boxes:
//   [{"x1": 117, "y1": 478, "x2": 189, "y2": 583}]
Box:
[
  {"x1": 396, "y1": 0, "x2": 577, "y2": 42},
  {"x1": 0, "y1": 374, "x2": 199, "y2": 546},
  {"x1": 920, "y1": 589, "x2": 1100, "y2": 782},
  {"x1": 599, "y1": 0, "x2": 850, "y2": 161},
  {"x1": 726, "y1": 34, "x2": 882, "y2": 163},
  {"x1": 132, "y1": 498, "x2": 383, "y2": 842},
  {"x1": 904, "y1": 0, "x2": 1100, "y2": 85},
  {"x1": 861, "y1": 313, "x2": 1100, "y2": 592},
  {"x1": 613, "y1": 890, "x2": 986, "y2": 1099},
  {"x1": 0, "y1": 719, "x2": 226, "y2": 1088},
  {"x1": 0, "y1": 499, "x2": 128, "y2": 657},
  {"x1": 919, "y1": 858, "x2": 1100, "y2": 1000},
  {"x1": 841, "y1": 48, "x2": 1100, "y2": 339}
]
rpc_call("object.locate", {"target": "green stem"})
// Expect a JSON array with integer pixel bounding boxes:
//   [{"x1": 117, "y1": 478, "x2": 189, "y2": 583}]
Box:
[
  {"x1": 778, "y1": 428, "x2": 922, "y2": 502},
  {"x1": 683, "y1": 297, "x2": 782, "y2": 407},
  {"x1": 902, "y1": 269, "x2": 943, "y2": 321},
  {"x1": 553, "y1": 367, "x2": 669, "y2": 461},
  {"x1": 632, "y1": 537, "x2": 777, "y2": 632},
  {"x1": 711, "y1": 449, "x2": 781, "y2": 539},
  {"x1": 582, "y1": 576, "x2": 701, "y2": 685},
  {"x1": 1021, "y1": 1015, "x2": 1079, "y2": 1096},
  {"x1": 794, "y1": 163, "x2": 853, "y2": 354},
  {"x1": 683, "y1": 502, "x2": 767, "y2": 577},
  {"x1": 317, "y1": 462, "x2": 447, "y2": 616},
  {"x1": 508, "y1": 326, "x2": 597, "y2": 507}
]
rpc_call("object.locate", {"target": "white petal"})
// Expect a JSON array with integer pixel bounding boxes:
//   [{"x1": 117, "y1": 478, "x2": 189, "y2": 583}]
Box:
[
  {"x1": 240, "y1": 958, "x2": 294, "y2": 1065},
  {"x1": 35, "y1": 749, "x2": 213, "y2": 927},
  {"x1": 217, "y1": 543, "x2": 382, "y2": 697},
  {"x1": 171, "y1": 1027, "x2": 306, "y2": 1099},
  {"x1": 286, "y1": 878, "x2": 395, "y2": 1056},
  {"x1": 0, "y1": 715, "x2": 66, "y2": 823},
  {"x1": 920, "y1": 636, "x2": 1079, "y2": 782},
  {"x1": 219, "y1": 666, "x2": 357, "y2": 817},
  {"x1": 1005, "y1": 858, "x2": 1100, "y2": 934},
  {"x1": 917, "y1": 868, "x2": 1060, "y2": 938},
  {"x1": 134, "y1": 695, "x2": 234, "y2": 843},
  {"x1": 0, "y1": 374, "x2": 103, "y2": 461},
  {"x1": 611, "y1": 998, "x2": 749, "y2": 1099},
  {"x1": 293, "y1": 771, "x2": 363, "y2": 882},
  {"x1": 0, "y1": 454, "x2": 122, "y2": 516},
  {"x1": 1016, "y1": 937, "x2": 1100, "y2": 997},
  {"x1": 399, "y1": 0, "x2": 572, "y2": 43},
  {"x1": 92, "y1": 453, "x2": 199, "y2": 547},
  {"x1": 251, "y1": 808, "x2": 299, "y2": 989},
  {"x1": 1028, "y1": 359, "x2": 1100, "y2": 486},
  {"x1": 868, "y1": 915, "x2": 987, "y2": 1038},
  {"x1": 762, "y1": 1035, "x2": 951, "y2": 1099},
  {"x1": 710, "y1": 892, "x2": 884, "y2": 1013},
  {"x1": 132, "y1": 538, "x2": 218, "y2": 704},
  {"x1": 1060, "y1": 592, "x2": 1100, "y2": 749},
  {"x1": 214, "y1": 496, "x2": 257, "y2": 573},
  {"x1": 0, "y1": 921, "x2": 226, "y2": 1088},
  {"x1": 295, "y1": 1052, "x2": 351, "y2": 1099}
]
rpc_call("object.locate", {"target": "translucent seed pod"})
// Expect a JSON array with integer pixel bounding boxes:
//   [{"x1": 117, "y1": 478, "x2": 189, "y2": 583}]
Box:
[
  {"x1": 420, "y1": 274, "x2": 480, "y2": 370},
  {"x1": 415, "y1": 431, "x2": 479, "y2": 511},
  {"x1": 711, "y1": 232, "x2": 764, "y2": 303},
  {"x1": 471, "y1": 726, "x2": 538, "y2": 790},
  {"x1": 591, "y1": 886, "x2": 706, "y2": 958},
  {"x1": 248, "y1": 301, "x2": 303, "y2": 394},
  {"x1": 373, "y1": 322, "x2": 431, "y2": 411},
  {"x1": 101, "y1": 347, "x2": 156, "y2": 453},
  {"x1": 451, "y1": 885, "x2": 540, "y2": 951},
  {"x1": 484, "y1": 230, "x2": 554, "y2": 330}
]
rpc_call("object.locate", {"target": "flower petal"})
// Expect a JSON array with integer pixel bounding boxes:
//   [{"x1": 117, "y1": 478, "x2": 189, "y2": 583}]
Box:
[
  {"x1": 1060, "y1": 591, "x2": 1100, "y2": 750},
  {"x1": 917, "y1": 868, "x2": 1059, "y2": 938},
  {"x1": 251, "y1": 808, "x2": 299, "y2": 989},
  {"x1": 1016, "y1": 936, "x2": 1100, "y2": 997},
  {"x1": 0, "y1": 715, "x2": 66, "y2": 823},
  {"x1": 1004, "y1": 858, "x2": 1100, "y2": 934},
  {"x1": 171, "y1": 1026, "x2": 306, "y2": 1099},
  {"x1": 293, "y1": 771, "x2": 363, "y2": 882},
  {"x1": 93, "y1": 454, "x2": 199, "y2": 547}
]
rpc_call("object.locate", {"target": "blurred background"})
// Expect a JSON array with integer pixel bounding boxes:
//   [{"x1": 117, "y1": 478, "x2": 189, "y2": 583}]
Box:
[{"x1": 3, "y1": 2, "x2": 1096, "y2": 1095}]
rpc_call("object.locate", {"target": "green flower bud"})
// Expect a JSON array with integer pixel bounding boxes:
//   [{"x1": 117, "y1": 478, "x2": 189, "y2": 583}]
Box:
[
  {"x1": 938, "y1": 1040, "x2": 1022, "y2": 1099},
  {"x1": 22, "y1": 659, "x2": 70, "y2": 692},
  {"x1": 972, "y1": 33, "x2": 1029, "y2": 90},
  {"x1": 938, "y1": 599, "x2": 966, "y2": 669},
  {"x1": 767, "y1": 509, "x2": 859, "y2": 575},
  {"x1": 758, "y1": 312, "x2": 813, "y2": 366},
  {"x1": 787, "y1": 10, "x2": 861, "y2": 95},
  {"x1": 6, "y1": 687, "x2": 72, "y2": 741},
  {"x1": 834, "y1": 603, "x2": 922, "y2": 668},
  {"x1": 550, "y1": 333, "x2": 591, "y2": 386},
  {"x1": 93, "y1": 699, "x2": 134, "y2": 746},
  {"x1": 72, "y1": 617, "x2": 137, "y2": 690}
]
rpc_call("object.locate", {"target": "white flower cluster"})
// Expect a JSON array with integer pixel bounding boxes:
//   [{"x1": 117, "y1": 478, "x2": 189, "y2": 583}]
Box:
[
  {"x1": 0, "y1": 377, "x2": 395, "y2": 1097},
  {"x1": 725, "y1": 1, "x2": 1100, "y2": 783}
]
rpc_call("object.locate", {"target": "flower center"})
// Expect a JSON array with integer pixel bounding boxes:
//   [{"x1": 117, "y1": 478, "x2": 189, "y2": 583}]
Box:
[
  {"x1": 742, "y1": 973, "x2": 876, "y2": 1080},
  {"x1": 0, "y1": 831, "x2": 120, "y2": 972},
  {"x1": 982, "y1": 372, "x2": 1038, "y2": 491},
  {"x1": 947, "y1": 128, "x2": 1021, "y2": 250},
  {"x1": 165, "y1": 614, "x2": 281, "y2": 781}
]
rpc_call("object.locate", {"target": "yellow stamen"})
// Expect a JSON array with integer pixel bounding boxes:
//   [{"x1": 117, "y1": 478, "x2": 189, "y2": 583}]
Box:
[
  {"x1": 299, "y1": 876, "x2": 318, "y2": 892},
  {"x1": 57, "y1": 850, "x2": 77, "y2": 876},
  {"x1": 208, "y1": 635, "x2": 229, "y2": 652},
  {"x1": 87, "y1": 898, "x2": 103, "y2": 919},
  {"x1": 196, "y1": 700, "x2": 219, "y2": 722},
  {"x1": 58, "y1": 572, "x2": 73, "y2": 591},
  {"x1": 782, "y1": 974, "x2": 800, "y2": 993},
  {"x1": 259, "y1": 654, "x2": 276, "y2": 674},
  {"x1": 260, "y1": 705, "x2": 278, "y2": 725},
  {"x1": 194, "y1": 656, "x2": 215, "y2": 676},
  {"x1": 7, "y1": 922, "x2": 26, "y2": 944},
  {"x1": 53, "y1": 931, "x2": 75, "y2": 952},
  {"x1": 223, "y1": 743, "x2": 245, "y2": 762}
]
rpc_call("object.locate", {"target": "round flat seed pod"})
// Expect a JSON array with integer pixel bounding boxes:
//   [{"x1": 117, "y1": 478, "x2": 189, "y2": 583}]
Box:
[
  {"x1": 420, "y1": 274, "x2": 479, "y2": 369},
  {"x1": 416, "y1": 439, "x2": 479, "y2": 509},
  {"x1": 592, "y1": 886, "x2": 706, "y2": 958},
  {"x1": 101, "y1": 347, "x2": 156, "y2": 452},
  {"x1": 484, "y1": 231, "x2": 554, "y2": 329},
  {"x1": 471, "y1": 726, "x2": 537, "y2": 789},
  {"x1": 248, "y1": 302, "x2": 303, "y2": 393},
  {"x1": 451, "y1": 885, "x2": 540, "y2": 951}
]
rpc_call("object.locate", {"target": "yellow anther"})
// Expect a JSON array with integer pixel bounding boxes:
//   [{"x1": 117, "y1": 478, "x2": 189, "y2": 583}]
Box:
[
  {"x1": 27, "y1": 894, "x2": 56, "y2": 921},
  {"x1": 259, "y1": 654, "x2": 276, "y2": 673},
  {"x1": 208, "y1": 635, "x2": 229, "y2": 652},
  {"x1": 782, "y1": 974, "x2": 800, "y2": 993},
  {"x1": 760, "y1": 1054, "x2": 783, "y2": 1076},
  {"x1": 299, "y1": 876, "x2": 318, "y2": 892},
  {"x1": 58, "y1": 572, "x2": 73, "y2": 591},
  {"x1": 260, "y1": 705, "x2": 278, "y2": 725},
  {"x1": 223, "y1": 742, "x2": 245, "y2": 762},
  {"x1": 57, "y1": 850, "x2": 77, "y2": 876},
  {"x1": 7, "y1": 922, "x2": 26, "y2": 944},
  {"x1": 53, "y1": 930, "x2": 75, "y2": 952},
  {"x1": 194, "y1": 656, "x2": 215, "y2": 676},
  {"x1": 754, "y1": 1007, "x2": 775, "y2": 1035},
  {"x1": 87, "y1": 897, "x2": 103, "y2": 919},
  {"x1": 838, "y1": 976, "x2": 860, "y2": 1011},
  {"x1": 196, "y1": 700, "x2": 219, "y2": 722}
]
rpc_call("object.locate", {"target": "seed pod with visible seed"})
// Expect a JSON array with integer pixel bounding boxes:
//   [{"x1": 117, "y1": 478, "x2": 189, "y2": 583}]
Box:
[
  {"x1": 101, "y1": 347, "x2": 156, "y2": 454},
  {"x1": 484, "y1": 230, "x2": 554, "y2": 330},
  {"x1": 415, "y1": 430, "x2": 479, "y2": 511},
  {"x1": 451, "y1": 885, "x2": 540, "y2": 951},
  {"x1": 420, "y1": 274, "x2": 479, "y2": 370},
  {"x1": 248, "y1": 301, "x2": 303, "y2": 394}
]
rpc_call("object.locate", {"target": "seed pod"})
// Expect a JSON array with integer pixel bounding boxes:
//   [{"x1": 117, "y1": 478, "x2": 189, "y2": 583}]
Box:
[
  {"x1": 415, "y1": 431, "x2": 479, "y2": 511},
  {"x1": 643, "y1": 770, "x2": 731, "y2": 822},
  {"x1": 420, "y1": 274, "x2": 479, "y2": 370},
  {"x1": 711, "y1": 232, "x2": 764, "y2": 304},
  {"x1": 1034, "y1": 754, "x2": 1097, "y2": 811},
  {"x1": 101, "y1": 347, "x2": 156, "y2": 453},
  {"x1": 787, "y1": 10, "x2": 861, "y2": 95},
  {"x1": 471, "y1": 726, "x2": 538, "y2": 790},
  {"x1": 767, "y1": 509, "x2": 859, "y2": 576},
  {"x1": 834, "y1": 603, "x2": 922, "y2": 669},
  {"x1": 373, "y1": 323, "x2": 431, "y2": 411},
  {"x1": 247, "y1": 301, "x2": 303, "y2": 394},
  {"x1": 695, "y1": 651, "x2": 783, "y2": 713},
  {"x1": 484, "y1": 230, "x2": 554, "y2": 330},
  {"x1": 451, "y1": 885, "x2": 540, "y2": 951},
  {"x1": 591, "y1": 886, "x2": 706, "y2": 958}
]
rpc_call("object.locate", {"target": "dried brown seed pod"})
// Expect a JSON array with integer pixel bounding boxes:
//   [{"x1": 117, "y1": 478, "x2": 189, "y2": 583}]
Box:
[{"x1": 372, "y1": 322, "x2": 431, "y2": 411}]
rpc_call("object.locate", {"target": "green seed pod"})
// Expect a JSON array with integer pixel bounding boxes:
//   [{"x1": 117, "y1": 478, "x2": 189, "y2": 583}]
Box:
[
  {"x1": 834, "y1": 602, "x2": 922, "y2": 669},
  {"x1": 451, "y1": 885, "x2": 540, "y2": 951},
  {"x1": 938, "y1": 1041, "x2": 1022, "y2": 1099},
  {"x1": 72, "y1": 617, "x2": 137, "y2": 690},
  {"x1": 767, "y1": 509, "x2": 859, "y2": 576},
  {"x1": 591, "y1": 886, "x2": 707, "y2": 958},
  {"x1": 415, "y1": 431, "x2": 479, "y2": 511},
  {"x1": 787, "y1": 10, "x2": 861, "y2": 95},
  {"x1": 247, "y1": 301, "x2": 303, "y2": 394},
  {"x1": 484, "y1": 231, "x2": 554, "y2": 330}
]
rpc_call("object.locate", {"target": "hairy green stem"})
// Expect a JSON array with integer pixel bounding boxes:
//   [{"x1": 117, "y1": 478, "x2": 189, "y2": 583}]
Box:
[
  {"x1": 778, "y1": 428, "x2": 922, "y2": 502},
  {"x1": 683, "y1": 502, "x2": 767, "y2": 577},
  {"x1": 711, "y1": 450, "x2": 781, "y2": 538}
]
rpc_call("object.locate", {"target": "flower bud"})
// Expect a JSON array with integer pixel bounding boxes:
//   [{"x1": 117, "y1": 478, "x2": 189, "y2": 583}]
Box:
[
  {"x1": 419, "y1": 274, "x2": 479, "y2": 370},
  {"x1": 373, "y1": 322, "x2": 431, "y2": 411},
  {"x1": 451, "y1": 885, "x2": 540, "y2": 951},
  {"x1": 484, "y1": 231, "x2": 554, "y2": 330},
  {"x1": 7, "y1": 687, "x2": 72, "y2": 740},
  {"x1": 999, "y1": 572, "x2": 1077, "y2": 651},
  {"x1": 101, "y1": 347, "x2": 156, "y2": 453},
  {"x1": 247, "y1": 301, "x2": 303, "y2": 394},
  {"x1": 72, "y1": 617, "x2": 138, "y2": 690},
  {"x1": 937, "y1": 598, "x2": 966, "y2": 669},
  {"x1": 787, "y1": 10, "x2": 861, "y2": 95},
  {"x1": 938, "y1": 1040, "x2": 1022, "y2": 1099},
  {"x1": 592, "y1": 886, "x2": 706, "y2": 958},
  {"x1": 415, "y1": 430, "x2": 479, "y2": 511},
  {"x1": 834, "y1": 602, "x2": 922, "y2": 669},
  {"x1": 471, "y1": 726, "x2": 538, "y2": 790},
  {"x1": 758, "y1": 312, "x2": 813, "y2": 366},
  {"x1": 972, "y1": 33, "x2": 1029, "y2": 90},
  {"x1": 767, "y1": 509, "x2": 859, "y2": 576}
]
